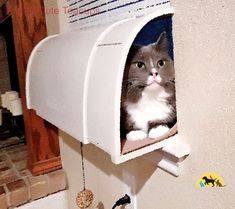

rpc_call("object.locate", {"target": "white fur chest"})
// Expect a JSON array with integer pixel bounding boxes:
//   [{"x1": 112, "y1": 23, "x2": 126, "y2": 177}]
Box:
[{"x1": 126, "y1": 85, "x2": 174, "y2": 132}]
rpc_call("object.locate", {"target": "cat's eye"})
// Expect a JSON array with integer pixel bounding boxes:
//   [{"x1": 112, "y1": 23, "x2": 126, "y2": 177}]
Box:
[
  {"x1": 157, "y1": 60, "x2": 165, "y2": 68},
  {"x1": 135, "y1": 62, "x2": 145, "y2": 69}
]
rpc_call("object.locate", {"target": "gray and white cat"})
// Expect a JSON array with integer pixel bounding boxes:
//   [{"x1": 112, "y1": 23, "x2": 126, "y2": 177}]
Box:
[{"x1": 121, "y1": 32, "x2": 176, "y2": 141}]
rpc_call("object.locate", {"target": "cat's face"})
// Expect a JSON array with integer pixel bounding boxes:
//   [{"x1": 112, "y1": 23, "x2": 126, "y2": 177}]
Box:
[{"x1": 123, "y1": 32, "x2": 175, "y2": 92}]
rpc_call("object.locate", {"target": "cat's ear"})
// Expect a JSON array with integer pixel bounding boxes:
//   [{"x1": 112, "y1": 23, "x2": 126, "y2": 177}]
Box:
[{"x1": 154, "y1": 31, "x2": 168, "y2": 51}]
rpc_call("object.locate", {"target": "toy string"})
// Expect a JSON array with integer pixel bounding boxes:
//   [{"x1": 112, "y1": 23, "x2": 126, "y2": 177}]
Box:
[{"x1": 80, "y1": 142, "x2": 86, "y2": 191}]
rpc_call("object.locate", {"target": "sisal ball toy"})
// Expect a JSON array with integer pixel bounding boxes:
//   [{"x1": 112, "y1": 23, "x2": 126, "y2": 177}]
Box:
[
  {"x1": 76, "y1": 143, "x2": 94, "y2": 208},
  {"x1": 76, "y1": 189, "x2": 94, "y2": 208}
]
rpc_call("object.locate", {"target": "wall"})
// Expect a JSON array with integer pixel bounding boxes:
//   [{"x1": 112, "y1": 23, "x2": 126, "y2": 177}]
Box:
[
  {"x1": 45, "y1": 0, "x2": 235, "y2": 208},
  {"x1": 43, "y1": 0, "x2": 68, "y2": 35}
]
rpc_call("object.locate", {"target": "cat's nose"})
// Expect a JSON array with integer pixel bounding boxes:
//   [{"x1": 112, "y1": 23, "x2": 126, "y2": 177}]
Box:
[
  {"x1": 150, "y1": 68, "x2": 158, "y2": 77},
  {"x1": 150, "y1": 72, "x2": 155, "y2": 77},
  {"x1": 150, "y1": 72, "x2": 158, "y2": 77}
]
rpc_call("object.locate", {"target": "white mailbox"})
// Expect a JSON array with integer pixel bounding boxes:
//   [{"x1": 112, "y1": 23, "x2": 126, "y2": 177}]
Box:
[{"x1": 26, "y1": 7, "x2": 177, "y2": 164}]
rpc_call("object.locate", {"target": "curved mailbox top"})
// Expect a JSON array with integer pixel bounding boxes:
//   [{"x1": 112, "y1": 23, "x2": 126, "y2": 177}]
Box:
[
  {"x1": 26, "y1": 7, "x2": 174, "y2": 164},
  {"x1": 26, "y1": 23, "x2": 116, "y2": 142}
]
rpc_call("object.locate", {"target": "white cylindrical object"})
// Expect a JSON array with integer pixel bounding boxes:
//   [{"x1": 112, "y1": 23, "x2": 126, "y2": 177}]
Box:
[
  {"x1": 5, "y1": 91, "x2": 19, "y2": 110},
  {"x1": 7, "y1": 91, "x2": 19, "y2": 100},
  {"x1": 1, "y1": 94, "x2": 8, "y2": 108},
  {"x1": 10, "y1": 98, "x2": 23, "y2": 116}
]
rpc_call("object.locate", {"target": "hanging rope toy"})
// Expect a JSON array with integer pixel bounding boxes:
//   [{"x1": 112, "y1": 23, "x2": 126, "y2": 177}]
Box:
[
  {"x1": 76, "y1": 189, "x2": 94, "y2": 208},
  {"x1": 76, "y1": 143, "x2": 94, "y2": 208}
]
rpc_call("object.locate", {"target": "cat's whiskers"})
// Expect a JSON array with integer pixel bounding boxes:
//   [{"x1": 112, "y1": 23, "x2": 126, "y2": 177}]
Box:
[
  {"x1": 126, "y1": 80, "x2": 146, "y2": 91},
  {"x1": 167, "y1": 80, "x2": 175, "y2": 86}
]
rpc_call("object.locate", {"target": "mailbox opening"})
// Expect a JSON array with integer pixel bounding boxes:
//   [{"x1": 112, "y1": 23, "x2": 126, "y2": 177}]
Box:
[{"x1": 120, "y1": 15, "x2": 177, "y2": 155}]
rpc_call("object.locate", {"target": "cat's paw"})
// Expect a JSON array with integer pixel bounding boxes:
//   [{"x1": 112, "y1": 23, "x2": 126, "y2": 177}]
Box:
[
  {"x1": 126, "y1": 130, "x2": 147, "y2": 141},
  {"x1": 148, "y1": 125, "x2": 170, "y2": 139}
]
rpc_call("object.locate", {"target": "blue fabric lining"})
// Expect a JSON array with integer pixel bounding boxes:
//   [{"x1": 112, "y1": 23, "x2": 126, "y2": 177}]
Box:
[{"x1": 133, "y1": 15, "x2": 174, "y2": 59}]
